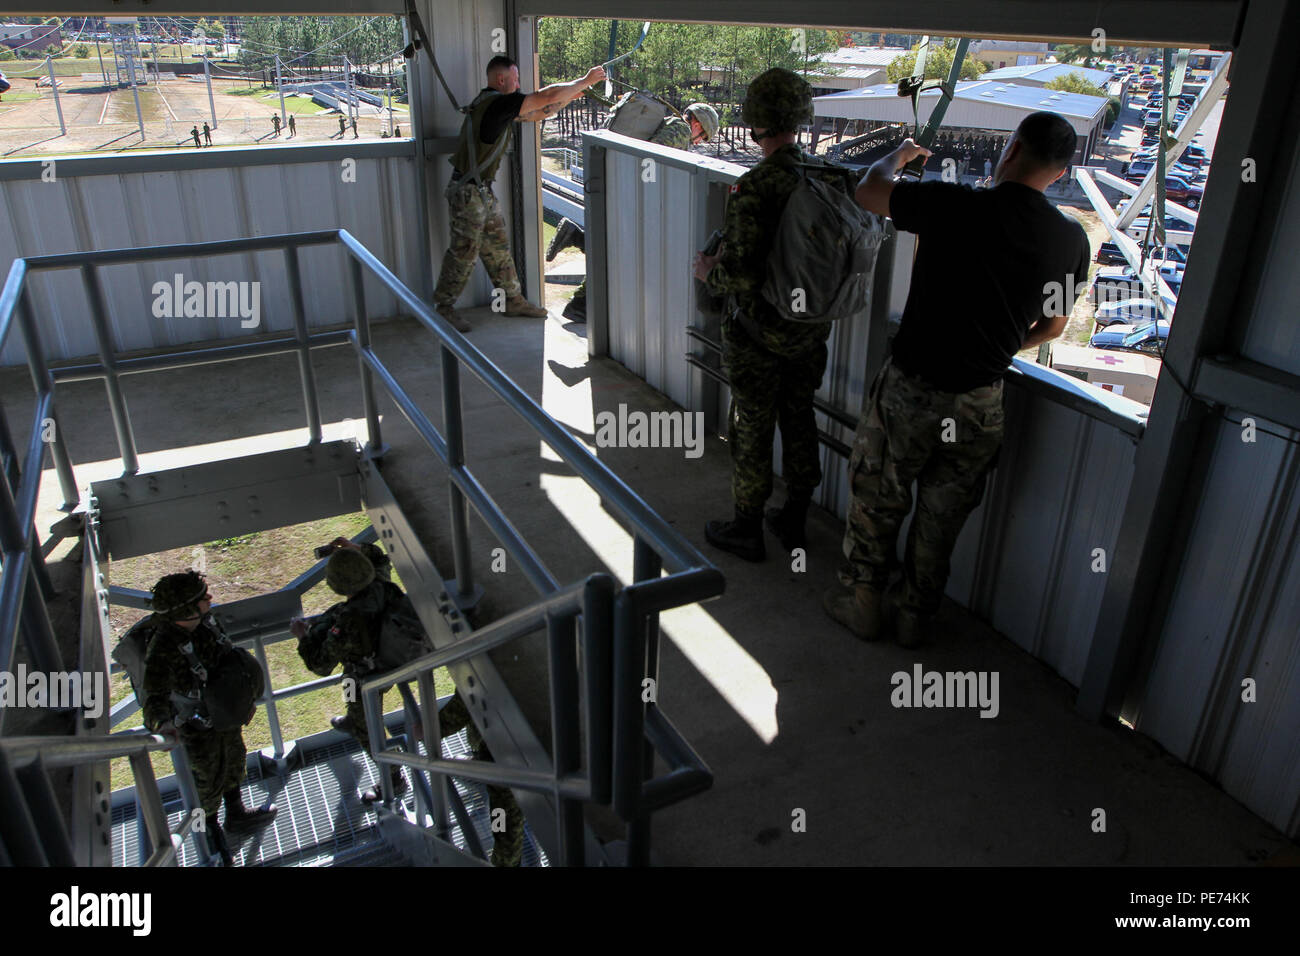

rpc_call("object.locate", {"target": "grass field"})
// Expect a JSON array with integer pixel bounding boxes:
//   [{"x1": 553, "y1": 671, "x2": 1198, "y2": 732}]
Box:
[{"x1": 108, "y1": 511, "x2": 456, "y2": 792}]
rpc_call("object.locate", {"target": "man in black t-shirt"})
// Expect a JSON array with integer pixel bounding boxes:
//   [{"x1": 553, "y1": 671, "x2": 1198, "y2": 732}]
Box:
[
  {"x1": 824, "y1": 111, "x2": 1090, "y2": 648},
  {"x1": 432, "y1": 55, "x2": 605, "y2": 333}
]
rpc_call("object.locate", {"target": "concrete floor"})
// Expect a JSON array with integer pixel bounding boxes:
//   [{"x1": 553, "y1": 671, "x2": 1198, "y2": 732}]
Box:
[{"x1": 6, "y1": 307, "x2": 1294, "y2": 866}]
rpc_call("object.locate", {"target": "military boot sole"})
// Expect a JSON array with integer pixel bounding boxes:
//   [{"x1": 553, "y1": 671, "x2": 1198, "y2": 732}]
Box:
[{"x1": 704, "y1": 520, "x2": 766, "y2": 562}]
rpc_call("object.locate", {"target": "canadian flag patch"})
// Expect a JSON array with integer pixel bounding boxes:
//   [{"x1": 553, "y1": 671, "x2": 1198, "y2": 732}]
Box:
[{"x1": 729, "y1": 183, "x2": 739, "y2": 194}]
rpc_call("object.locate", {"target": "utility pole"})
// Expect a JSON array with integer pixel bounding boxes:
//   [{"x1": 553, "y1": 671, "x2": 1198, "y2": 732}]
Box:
[
  {"x1": 343, "y1": 55, "x2": 354, "y2": 126},
  {"x1": 151, "y1": 29, "x2": 160, "y2": 85},
  {"x1": 275, "y1": 54, "x2": 287, "y2": 128},
  {"x1": 95, "y1": 37, "x2": 108, "y2": 87},
  {"x1": 45, "y1": 56, "x2": 66, "y2": 135},
  {"x1": 204, "y1": 53, "x2": 217, "y2": 128},
  {"x1": 124, "y1": 48, "x2": 144, "y2": 139}
]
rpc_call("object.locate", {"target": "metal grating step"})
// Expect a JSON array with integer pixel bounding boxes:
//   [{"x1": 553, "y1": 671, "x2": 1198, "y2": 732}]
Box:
[{"x1": 111, "y1": 726, "x2": 550, "y2": 867}]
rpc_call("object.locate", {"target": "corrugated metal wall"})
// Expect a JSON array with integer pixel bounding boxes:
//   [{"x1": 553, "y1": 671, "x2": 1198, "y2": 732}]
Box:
[
  {"x1": 595, "y1": 133, "x2": 1143, "y2": 689},
  {"x1": 1132, "y1": 136, "x2": 1300, "y2": 838},
  {"x1": 0, "y1": 146, "x2": 420, "y2": 365}
]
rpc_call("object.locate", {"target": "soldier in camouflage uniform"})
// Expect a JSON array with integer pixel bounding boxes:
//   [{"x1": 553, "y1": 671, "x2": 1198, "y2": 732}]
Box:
[
  {"x1": 547, "y1": 102, "x2": 720, "y2": 322},
  {"x1": 141, "y1": 571, "x2": 276, "y2": 865},
  {"x1": 292, "y1": 545, "x2": 525, "y2": 866},
  {"x1": 693, "y1": 70, "x2": 836, "y2": 562},
  {"x1": 824, "y1": 111, "x2": 1088, "y2": 647},
  {"x1": 433, "y1": 55, "x2": 606, "y2": 333}
]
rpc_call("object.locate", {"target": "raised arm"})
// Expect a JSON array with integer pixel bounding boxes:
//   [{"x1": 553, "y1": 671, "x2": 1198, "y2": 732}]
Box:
[
  {"x1": 518, "y1": 66, "x2": 606, "y2": 122},
  {"x1": 855, "y1": 138, "x2": 932, "y2": 217}
]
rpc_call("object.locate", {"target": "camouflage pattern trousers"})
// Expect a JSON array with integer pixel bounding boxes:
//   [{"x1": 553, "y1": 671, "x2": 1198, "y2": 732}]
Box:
[
  {"x1": 839, "y1": 359, "x2": 1004, "y2": 618},
  {"x1": 434, "y1": 181, "x2": 523, "y2": 309},
  {"x1": 723, "y1": 319, "x2": 829, "y2": 514},
  {"x1": 180, "y1": 727, "x2": 247, "y2": 818},
  {"x1": 438, "y1": 691, "x2": 526, "y2": 867}
]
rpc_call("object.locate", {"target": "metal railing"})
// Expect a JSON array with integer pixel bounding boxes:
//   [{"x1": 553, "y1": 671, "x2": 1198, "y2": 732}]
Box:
[
  {"x1": 0, "y1": 731, "x2": 205, "y2": 867},
  {"x1": 0, "y1": 227, "x2": 723, "y2": 866}
]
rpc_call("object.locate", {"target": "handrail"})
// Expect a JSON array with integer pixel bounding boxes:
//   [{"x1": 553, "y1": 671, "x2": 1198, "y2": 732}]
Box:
[{"x1": 1, "y1": 226, "x2": 721, "y2": 867}]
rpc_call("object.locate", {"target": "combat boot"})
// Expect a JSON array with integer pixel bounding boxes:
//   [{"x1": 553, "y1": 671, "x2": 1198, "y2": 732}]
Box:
[
  {"x1": 546, "y1": 217, "x2": 583, "y2": 261},
  {"x1": 330, "y1": 714, "x2": 356, "y2": 735},
  {"x1": 223, "y1": 789, "x2": 278, "y2": 832},
  {"x1": 504, "y1": 295, "x2": 548, "y2": 318},
  {"x1": 360, "y1": 767, "x2": 408, "y2": 805},
  {"x1": 437, "y1": 304, "x2": 472, "y2": 333},
  {"x1": 764, "y1": 494, "x2": 810, "y2": 552},
  {"x1": 704, "y1": 509, "x2": 765, "y2": 562},
  {"x1": 822, "y1": 584, "x2": 885, "y2": 642},
  {"x1": 562, "y1": 291, "x2": 587, "y2": 323}
]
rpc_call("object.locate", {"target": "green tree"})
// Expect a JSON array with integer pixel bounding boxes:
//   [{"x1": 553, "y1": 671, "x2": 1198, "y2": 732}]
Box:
[
  {"x1": 1046, "y1": 72, "x2": 1117, "y2": 125},
  {"x1": 74, "y1": 43, "x2": 90, "y2": 59},
  {"x1": 886, "y1": 38, "x2": 987, "y2": 82}
]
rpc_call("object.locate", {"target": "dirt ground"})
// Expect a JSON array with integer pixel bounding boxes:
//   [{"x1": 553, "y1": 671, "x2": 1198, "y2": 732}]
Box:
[{"x1": 0, "y1": 73, "x2": 408, "y2": 157}]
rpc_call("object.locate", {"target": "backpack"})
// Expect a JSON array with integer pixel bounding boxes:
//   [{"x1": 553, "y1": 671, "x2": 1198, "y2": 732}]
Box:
[
  {"x1": 373, "y1": 586, "x2": 434, "y2": 670},
  {"x1": 604, "y1": 90, "x2": 672, "y2": 140},
  {"x1": 759, "y1": 161, "x2": 887, "y2": 323},
  {"x1": 111, "y1": 616, "x2": 263, "y2": 732}
]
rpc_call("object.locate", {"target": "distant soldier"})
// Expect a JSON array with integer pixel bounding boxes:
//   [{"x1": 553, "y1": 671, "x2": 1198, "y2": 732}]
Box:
[
  {"x1": 191, "y1": 125, "x2": 201, "y2": 148},
  {"x1": 287, "y1": 114, "x2": 296, "y2": 137},
  {"x1": 394, "y1": 125, "x2": 401, "y2": 138},
  {"x1": 140, "y1": 571, "x2": 277, "y2": 865},
  {"x1": 547, "y1": 101, "x2": 720, "y2": 323},
  {"x1": 338, "y1": 114, "x2": 347, "y2": 137},
  {"x1": 984, "y1": 157, "x2": 992, "y2": 178},
  {"x1": 202, "y1": 122, "x2": 212, "y2": 146},
  {"x1": 351, "y1": 115, "x2": 358, "y2": 138},
  {"x1": 272, "y1": 113, "x2": 281, "y2": 136},
  {"x1": 432, "y1": 55, "x2": 606, "y2": 333}
]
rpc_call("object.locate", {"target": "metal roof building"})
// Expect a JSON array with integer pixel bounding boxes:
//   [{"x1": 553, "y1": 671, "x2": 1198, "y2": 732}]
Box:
[
  {"x1": 814, "y1": 80, "x2": 1111, "y2": 162},
  {"x1": 980, "y1": 62, "x2": 1116, "y2": 87}
]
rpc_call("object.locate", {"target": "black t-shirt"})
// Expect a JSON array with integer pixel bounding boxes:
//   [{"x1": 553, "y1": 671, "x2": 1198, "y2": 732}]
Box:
[
  {"x1": 479, "y1": 90, "x2": 526, "y2": 144},
  {"x1": 888, "y1": 180, "x2": 1091, "y2": 392}
]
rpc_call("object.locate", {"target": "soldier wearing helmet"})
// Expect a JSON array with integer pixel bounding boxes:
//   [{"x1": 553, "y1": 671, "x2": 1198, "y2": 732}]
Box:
[
  {"x1": 141, "y1": 570, "x2": 277, "y2": 865},
  {"x1": 290, "y1": 540, "x2": 525, "y2": 865},
  {"x1": 547, "y1": 100, "x2": 721, "y2": 322},
  {"x1": 693, "y1": 68, "x2": 842, "y2": 562}
]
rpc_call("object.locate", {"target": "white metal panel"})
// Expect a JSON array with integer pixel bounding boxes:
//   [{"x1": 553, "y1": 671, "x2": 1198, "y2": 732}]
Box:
[
  {"x1": 1, "y1": 152, "x2": 420, "y2": 366},
  {"x1": 1241, "y1": 140, "x2": 1300, "y2": 377},
  {"x1": 1136, "y1": 417, "x2": 1300, "y2": 836}
]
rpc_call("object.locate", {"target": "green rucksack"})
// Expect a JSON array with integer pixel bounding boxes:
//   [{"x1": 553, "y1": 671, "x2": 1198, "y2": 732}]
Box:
[
  {"x1": 605, "y1": 90, "x2": 673, "y2": 140},
  {"x1": 760, "y1": 161, "x2": 888, "y2": 323},
  {"x1": 373, "y1": 585, "x2": 435, "y2": 671},
  {"x1": 111, "y1": 616, "x2": 263, "y2": 732}
]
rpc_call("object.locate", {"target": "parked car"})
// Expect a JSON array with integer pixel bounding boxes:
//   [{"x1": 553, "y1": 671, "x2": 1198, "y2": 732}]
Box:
[
  {"x1": 1090, "y1": 320, "x2": 1171, "y2": 354},
  {"x1": 1093, "y1": 263, "x2": 1184, "y2": 305},
  {"x1": 1094, "y1": 294, "x2": 1177, "y2": 328},
  {"x1": 1164, "y1": 176, "x2": 1205, "y2": 208}
]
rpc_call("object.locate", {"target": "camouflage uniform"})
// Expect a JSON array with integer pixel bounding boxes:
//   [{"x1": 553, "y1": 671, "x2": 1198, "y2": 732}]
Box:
[
  {"x1": 706, "y1": 142, "x2": 837, "y2": 514},
  {"x1": 141, "y1": 615, "x2": 247, "y2": 817},
  {"x1": 437, "y1": 692, "x2": 525, "y2": 867},
  {"x1": 838, "y1": 360, "x2": 1004, "y2": 618},
  {"x1": 434, "y1": 89, "x2": 525, "y2": 311},
  {"x1": 649, "y1": 115, "x2": 693, "y2": 150},
  {"x1": 298, "y1": 578, "x2": 396, "y2": 743},
  {"x1": 298, "y1": 568, "x2": 525, "y2": 867}
]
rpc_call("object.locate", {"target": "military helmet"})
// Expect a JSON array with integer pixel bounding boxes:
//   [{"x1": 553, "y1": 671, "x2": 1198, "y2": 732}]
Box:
[
  {"x1": 326, "y1": 547, "x2": 376, "y2": 597},
  {"x1": 684, "y1": 103, "x2": 720, "y2": 141},
  {"x1": 151, "y1": 570, "x2": 209, "y2": 621},
  {"x1": 741, "y1": 68, "x2": 813, "y2": 133}
]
